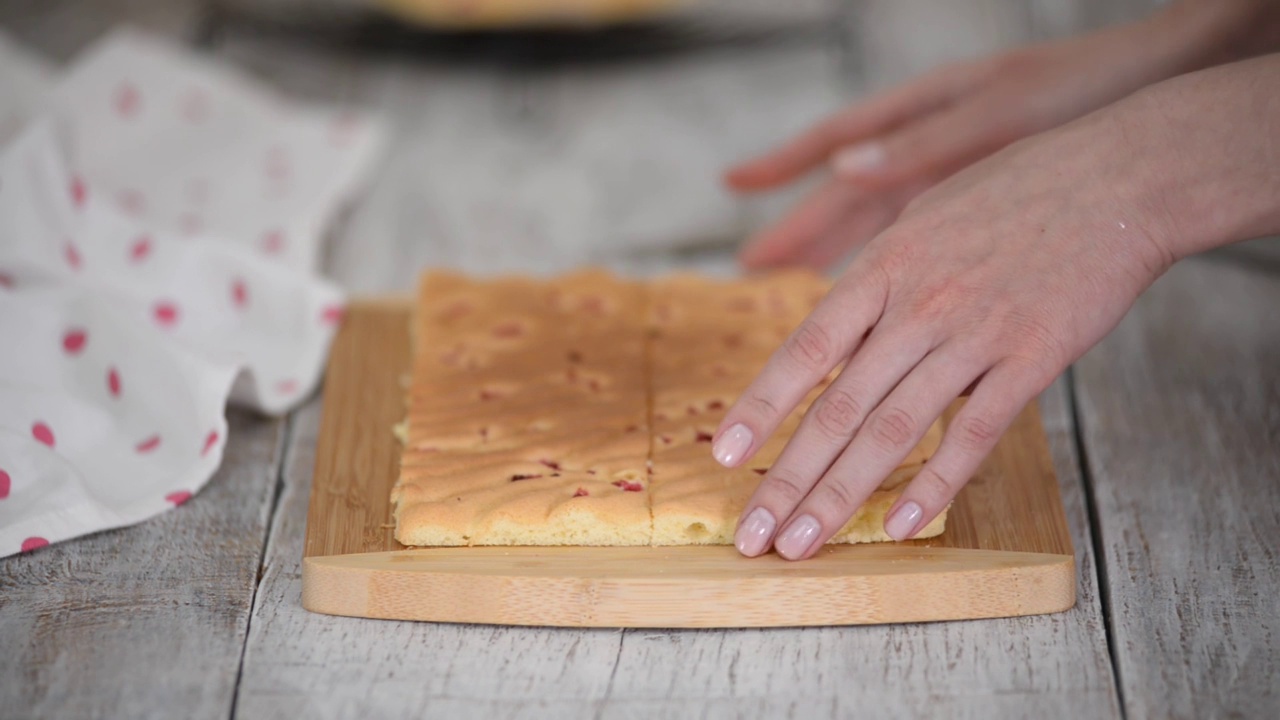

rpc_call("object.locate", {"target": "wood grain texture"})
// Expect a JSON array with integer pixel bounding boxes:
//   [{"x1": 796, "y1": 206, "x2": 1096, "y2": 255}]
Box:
[
  {"x1": 243, "y1": 369, "x2": 1113, "y2": 718},
  {"x1": 535, "y1": 378, "x2": 1119, "y2": 719},
  {"x1": 301, "y1": 300, "x2": 1073, "y2": 626},
  {"x1": 0, "y1": 411, "x2": 284, "y2": 720},
  {"x1": 306, "y1": 546, "x2": 1071, "y2": 627},
  {"x1": 213, "y1": 16, "x2": 845, "y2": 290},
  {"x1": 223, "y1": 0, "x2": 1126, "y2": 715},
  {"x1": 236, "y1": 396, "x2": 630, "y2": 720},
  {"x1": 1074, "y1": 256, "x2": 1280, "y2": 720},
  {"x1": 304, "y1": 298, "x2": 408, "y2": 558},
  {"x1": 5, "y1": 0, "x2": 1214, "y2": 714}
]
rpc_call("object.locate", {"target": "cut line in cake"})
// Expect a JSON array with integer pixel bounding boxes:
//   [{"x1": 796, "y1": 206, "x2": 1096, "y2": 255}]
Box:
[{"x1": 392, "y1": 269, "x2": 946, "y2": 547}]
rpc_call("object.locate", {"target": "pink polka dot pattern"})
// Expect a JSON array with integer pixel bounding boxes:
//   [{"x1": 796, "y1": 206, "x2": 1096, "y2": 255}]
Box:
[
  {"x1": 153, "y1": 301, "x2": 180, "y2": 327},
  {"x1": 70, "y1": 176, "x2": 87, "y2": 208},
  {"x1": 165, "y1": 491, "x2": 193, "y2": 506},
  {"x1": 202, "y1": 431, "x2": 220, "y2": 457},
  {"x1": 63, "y1": 329, "x2": 87, "y2": 354},
  {"x1": 115, "y1": 82, "x2": 141, "y2": 117},
  {"x1": 321, "y1": 305, "x2": 344, "y2": 325},
  {"x1": 130, "y1": 236, "x2": 152, "y2": 263},
  {"x1": 260, "y1": 230, "x2": 285, "y2": 255},
  {"x1": 0, "y1": 38, "x2": 377, "y2": 556},
  {"x1": 31, "y1": 422, "x2": 55, "y2": 448}
]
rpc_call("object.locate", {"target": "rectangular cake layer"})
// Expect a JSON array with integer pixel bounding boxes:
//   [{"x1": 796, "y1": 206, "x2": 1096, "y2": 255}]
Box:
[
  {"x1": 394, "y1": 269, "x2": 947, "y2": 548},
  {"x1": 394, "y1": 270, "x2": 652, "y2": 546}
]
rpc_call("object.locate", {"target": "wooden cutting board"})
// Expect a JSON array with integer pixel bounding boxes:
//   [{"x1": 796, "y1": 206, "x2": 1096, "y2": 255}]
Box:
[{"x1": 301, "y1": 299, "x2": 1075, "y2": 627}]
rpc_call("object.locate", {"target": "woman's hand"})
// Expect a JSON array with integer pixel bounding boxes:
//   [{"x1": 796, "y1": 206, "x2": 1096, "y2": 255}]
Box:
[
  {"x1": 725, "y1": 0, "x2": 1270, "y2": 271},
  {"x1": 714, "y1": 51, "x2": 1280, "y2": 561},
  {"x1": 712, "y1": 102, "x2": 1173, "y2": 561}
]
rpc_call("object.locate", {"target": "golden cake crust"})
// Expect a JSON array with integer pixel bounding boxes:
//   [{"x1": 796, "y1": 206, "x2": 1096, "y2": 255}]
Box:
[{"x1": 394, "y1": 268, "x2": 947, "y2": 548}]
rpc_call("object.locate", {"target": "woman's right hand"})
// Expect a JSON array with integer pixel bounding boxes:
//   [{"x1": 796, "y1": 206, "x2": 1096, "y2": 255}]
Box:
[{"x1": 725, "y1": 0, "x2": 1252, "y2": 271}]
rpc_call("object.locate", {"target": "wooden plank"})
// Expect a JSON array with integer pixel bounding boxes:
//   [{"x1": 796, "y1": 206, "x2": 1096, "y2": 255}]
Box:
[
  {"x1": 0, "y1": 411, "x2": 284, "y2": 720},
  {"x1": 573, "y1": 378, "x2": 1118, "y2": 718},
  {"x1": 241, "y1": 372, "x2": 1109, "y2": 719},
  {"x1": 1073, "y1": 256, "x2": 1280, "y2": 719},
  {"x1": 211, "y1": 15, "x2": 846, "y2": 291},
  {"x1": 235, "y1": 396, "x2": 627, "y2": 720}
]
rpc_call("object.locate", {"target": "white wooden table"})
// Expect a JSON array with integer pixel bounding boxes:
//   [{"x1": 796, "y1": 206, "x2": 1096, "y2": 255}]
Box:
[{"x1": 3, "y1": 1, "x2": 1278, "y2": 718}]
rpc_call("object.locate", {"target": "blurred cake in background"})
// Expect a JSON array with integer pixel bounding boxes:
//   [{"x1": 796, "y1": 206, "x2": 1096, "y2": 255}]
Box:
[{"x1": 375, "y1": 0, "x2": 688, "y2": 29}]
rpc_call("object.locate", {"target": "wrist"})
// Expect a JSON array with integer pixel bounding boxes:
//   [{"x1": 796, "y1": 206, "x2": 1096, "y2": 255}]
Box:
[
  {"x1": 1107, "y1": 54, "x2": 1280, "y2": 262},
  {"x1": 1143, "y1": 0, "x2": 1280, "y2": 72}
]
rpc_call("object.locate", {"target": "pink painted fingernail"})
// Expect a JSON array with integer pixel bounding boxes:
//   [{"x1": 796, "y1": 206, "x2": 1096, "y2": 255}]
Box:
[
  {"x1": 712, "y1": 424, "x2": 753, "y2": 467},
  {"x1": 884, "y1": 501, "x2": 923, "y2": 541},
  {"x1": 735, "y1": 507, "x2": 776, "y2": 557},
  {"x1": 831, "y1": 142, "x2": 886, "y2": 177},
  {"x1": 774, "y1": 515, "x2": 821, "y2": 560}
]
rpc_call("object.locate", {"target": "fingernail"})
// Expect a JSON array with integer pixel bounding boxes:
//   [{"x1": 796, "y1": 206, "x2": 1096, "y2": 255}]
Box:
[
  {"x1": 774, "y1": 515, "x2": 822, "y2": 560},
  {"x1": 831, "y1": 142, "x2": 886, "y2": 177},
  {"x1": 884, "y1": 501, "x2": 923, "y2": 541},
  {"x1": 712, "y1": 424, "x2": 753, "y2": 467},
  {"x1": 735, "y1": 507, "x2": 777, "y2": 557}
]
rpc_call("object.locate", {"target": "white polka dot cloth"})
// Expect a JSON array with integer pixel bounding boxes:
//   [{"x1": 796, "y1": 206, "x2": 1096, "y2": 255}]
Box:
[{"x1": 0, "y1": 29, "x2": 386, "y2": 556}]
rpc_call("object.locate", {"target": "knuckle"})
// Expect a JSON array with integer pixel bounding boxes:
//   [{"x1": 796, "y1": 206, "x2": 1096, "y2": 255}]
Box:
[
  {"x1": 906, "y1": 281, "x2": 978, "y2": 323},
  {"x1": 912, "y1": 466, "x2": 960, "y2": 502},
  {"x1": 763, "y1": 467, "x2": 810, "y2": 506},
  {"x1": 953, "y1": 414, "x2": 1001, "y2": 452},
  {"x1": 810, "y1": 388, "x2": 865, "y2": 441},
  {"x1": 868, "y1": 407, "x2": 917, "y2": 453},
  {"x1": 746, "y1": 392, "x2": 781, "y2": 421},
  {"x1": 1003, "y1": 310, "x2": 1067, "y2": 371},
  {"x1": 783, "y1": 321, "x2": 836, "y2": 371},
  {"x1": 813, "y1": 480, "x2": 858, "y2": 513},
  {"x1": 876, "y1": 240, "x2": 918, "y2": 278}
]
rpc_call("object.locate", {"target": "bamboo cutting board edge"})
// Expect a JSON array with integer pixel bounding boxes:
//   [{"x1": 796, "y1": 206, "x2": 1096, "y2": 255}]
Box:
[
  {"x1": 302, "y1": 546, "x2": 1073, "y2": 628},
  {"x1": 300, "y1": 298, "x2": 1076, "y2": 627}
]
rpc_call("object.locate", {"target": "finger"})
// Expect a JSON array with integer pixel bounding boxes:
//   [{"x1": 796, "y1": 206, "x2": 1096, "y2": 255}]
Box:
[
  {"x1": 732, "y1": 325, "x2": 935, "y2": 557},
  {"x1": 771, "y1": 343, "x2": 988, "y2": 560},
  {"x1": 788, "y1": 193, "x2": 900, "y2": 271},
  {"x1": 711, "y1": 266, "x2": 890, "y2": 470},
  {"x1": 830, "y1": 98, "x2": 1019, "y2": 191},
  {"x1": 738, "y1": 182, "x2": 861, "y2": 271},
  {"x1": 725, "y1": 67, "x2": 966, "y2": 192},
  {"x1": 881, "y1": 359, "x2": 1052, "y2": 541},
  {"x1": 790, "y1": 177, "x2": 936, "y2": 270}
]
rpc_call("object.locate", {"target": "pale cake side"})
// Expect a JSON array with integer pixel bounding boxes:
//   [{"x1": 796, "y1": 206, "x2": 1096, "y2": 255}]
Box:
[
  {"x1": 393, "y1": 270, "x2": 653, "y2": 546},
  {"x1": 646, "y1": 271, "x2": 947, "y2": 546}
]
